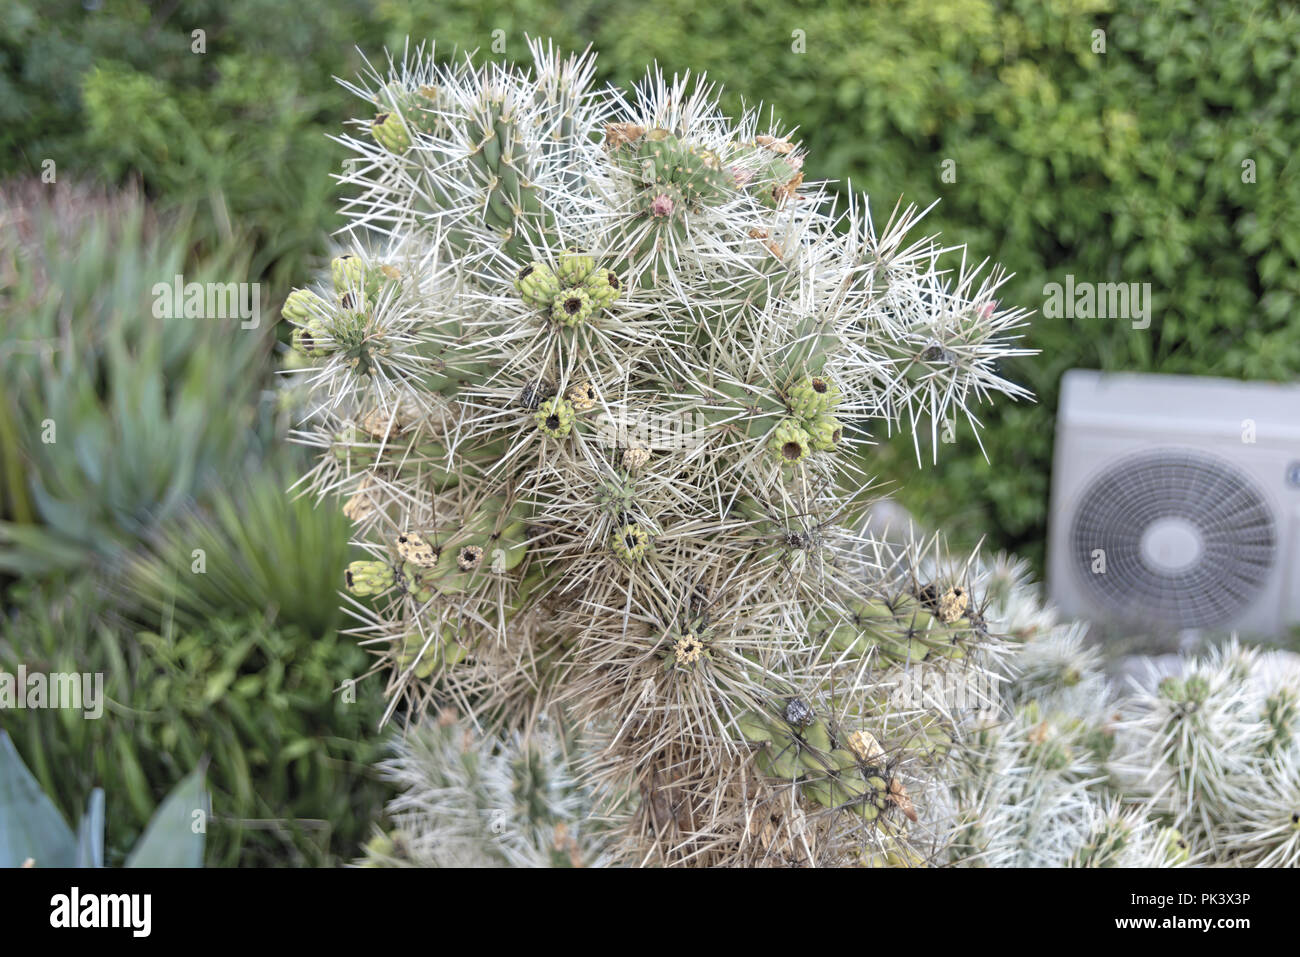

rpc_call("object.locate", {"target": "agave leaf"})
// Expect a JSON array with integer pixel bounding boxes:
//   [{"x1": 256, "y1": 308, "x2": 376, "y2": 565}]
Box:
[
  {"x1": 75, "y1": 788, "x2": 106, "y2": 868},
  {"x1": 0, "y1": 731, "x2": 77, "y2": 868},
  {"x1": 124, "y1": 768, "x2": 208, "y2": 868}
]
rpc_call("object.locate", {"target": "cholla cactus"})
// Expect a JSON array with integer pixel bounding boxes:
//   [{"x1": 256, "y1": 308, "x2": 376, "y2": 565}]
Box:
[
  {"x1": 944, "y1": 554, "x2": 1300, "y2": 869},
  {"x1": 358, "y1": 710, "x2": 612, "y2": 867},
  {"x1": 285, "y1": 40, "x2": 1033, "y2": 866},
  {"x1": 1110, "y1": 641, "x2": 1300, "y2": 866},
  {"x1": 938, "y1": 557, "x2": 1186, "y2": 867}
]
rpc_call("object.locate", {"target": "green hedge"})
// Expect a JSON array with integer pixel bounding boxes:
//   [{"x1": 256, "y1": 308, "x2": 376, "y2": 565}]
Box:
[{"x1": 5, "y1": 0, "x2": 1296, "y2": 560}]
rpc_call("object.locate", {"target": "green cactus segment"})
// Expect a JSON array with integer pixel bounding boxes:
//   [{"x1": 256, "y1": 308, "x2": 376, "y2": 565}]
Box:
[
  {"x1": 371, "y1": 111, "x2": 412, "y2": 154},
  {"x1": 813, "y1": 596, "x2": 973, "y2": 668},
  {"x1": 464, "y1": 97, "x2": 550, "y2": 257},
  {"x1": 345, "y1": 560, "x2": 397, "y2": 597},
  {"x1": 535, "y1": 396, "x2": 576, "y2": 438},
  {"x1": 377, "y1": 82, "x2": 445, "y2": 138},
  {"x1": 395, "y1": 628, "x2": 471, "y2": 680},
  {"x1": 767, "y1": 417, "x2": 812, "y2": 465},
  {"x1": 776, "y1": 317, "x2": 844, "y2": 378},
  {"x1": 611, "y1": 130, "x2": 735, "y2": 219},
  {"x1": 739, "y1": 707, "x2": 902, "y2": 823},
  {"x1": 396, "y1": 498, "x2": 534, "y2": 599}
]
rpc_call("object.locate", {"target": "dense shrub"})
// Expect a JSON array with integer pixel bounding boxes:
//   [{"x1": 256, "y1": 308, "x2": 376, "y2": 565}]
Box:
[{"x1": 8, "y1": 0, "x2": 1296, "y2": 564}]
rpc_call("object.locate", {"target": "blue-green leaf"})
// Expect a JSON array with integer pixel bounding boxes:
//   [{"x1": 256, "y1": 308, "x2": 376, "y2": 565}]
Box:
[
  {"x1": 0, "y1": 731, "x2": 77, "y2": 868},
  {"x1": 124, "y1": 768, "x2": 208, "y2": 868}
]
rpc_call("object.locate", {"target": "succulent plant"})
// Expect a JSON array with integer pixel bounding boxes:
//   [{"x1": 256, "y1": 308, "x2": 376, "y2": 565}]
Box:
[
  {"x1": 285, "y1": 41, "x2": 1032, "y2": 866},
  {"x1": 0, "y1": 732, "x2": 207, "y2": 868},
  {"x1": 357, "y1": 711, "x2": 612, "y2": 868},
  {"x1": 941, "y1": 553, "x2": 1300, "y2": 869}
]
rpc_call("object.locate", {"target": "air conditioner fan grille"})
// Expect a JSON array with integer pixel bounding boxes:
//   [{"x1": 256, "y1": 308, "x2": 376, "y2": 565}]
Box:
[{"x1": 1070, "y1": 449, "x2": 1276, "y2": 628}]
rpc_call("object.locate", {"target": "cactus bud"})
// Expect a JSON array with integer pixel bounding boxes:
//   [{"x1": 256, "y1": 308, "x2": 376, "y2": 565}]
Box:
[
  {"x1": 371, "y1": 111, "x2": 412, "y2": 153},
  {"x1": 557, "y1": 249, "x2": 594, "y2": 285},
  {"x1": 291, "y1": 319, "x2": 330, "y2": 357},
  {"x1": 345, "y1": 560, "x2": 396, "y2": 596},
  {"x1": 331, "y1": 254, "x2": 367, "y2": 295},
  {"x1": 282, "y1": 288, "x2": 329, "y2": 322},
  {"x1": 805, "y1": 413, "x2": 842, "y2": 452},
  {"x1": 788, "y1": 374, "x2": 841, "y2": 419},
  {"x1": 649, "y1": 193, "x2": 675, "y2": 218}
]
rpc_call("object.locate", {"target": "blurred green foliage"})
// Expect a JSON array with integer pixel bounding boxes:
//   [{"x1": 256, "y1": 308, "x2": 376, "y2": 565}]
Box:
[
  {"x1": 7, "y1": 0, "x2": 1296, "y2": 565},
  {"x1": 0, "y1": 182, "x2": 269, "y2": 575},
  {"x1": 0, "y1": 577, "x2": 389, "y2": 866},
  {"x1": 0, "y1": 184, "x2": 391, "y2": 866},
  {"x1": 122, "y1": 459, "x2": 356, "y2": 636}
]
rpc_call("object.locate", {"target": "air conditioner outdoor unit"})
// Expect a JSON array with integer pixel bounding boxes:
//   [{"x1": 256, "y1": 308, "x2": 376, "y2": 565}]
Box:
[{"x1": 1048, "y1": 369, "x2": 1300, "y2": 637}]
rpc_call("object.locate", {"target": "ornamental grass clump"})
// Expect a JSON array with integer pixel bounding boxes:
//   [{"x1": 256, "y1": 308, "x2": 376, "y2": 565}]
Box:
[{"x1": 284, "y1": 40, "x2": 1032, "y2": 866}]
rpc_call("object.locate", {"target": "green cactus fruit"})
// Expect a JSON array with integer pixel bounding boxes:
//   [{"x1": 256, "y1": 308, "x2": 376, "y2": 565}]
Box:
[
  {"x1": 582, "y1": 268, "x2": 622, "y2": 308},
  {"x1": 1158, "y1": 828, "x2": 1190, "y2": 865},
  {"x1": 610, "y1": 522, "x2": 650, "y2": 563},
  {"x1": 371, "y1": 111, "x2": 412, "y2": 153},
  {"x1": 515, "y1": 261, "x2": 562, "y2": 308},
  {"x1": 345, "y1": 560, "x2": 396, "y2": 597},
  {"x1": 534, "y1": 397, "x2": 576, "y2": 438},
  {"x1": 768, "y1": 418, "x2": 812, "y2": 465},
  {"x1": 331, "y1": 254, "x2": 368, "y2": 295},
  {"x1": 787, "y1": 374, "x2": 841, "y2": 419},
  {"x1": 282, "y1": 288, "x2": 329, "y2": 322},
  {"x1": 291, "y1": 318, "x2": 330, "y2": 357},
  {"x1": 550, "y1": 288, "x2": 594, "y2": 327},
  {"x1": 557, "y1": 249, "x2": 594, "y2": 285},
  {"x1": 806, "y1": 413, "x2": 843, "y2": 452}
]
